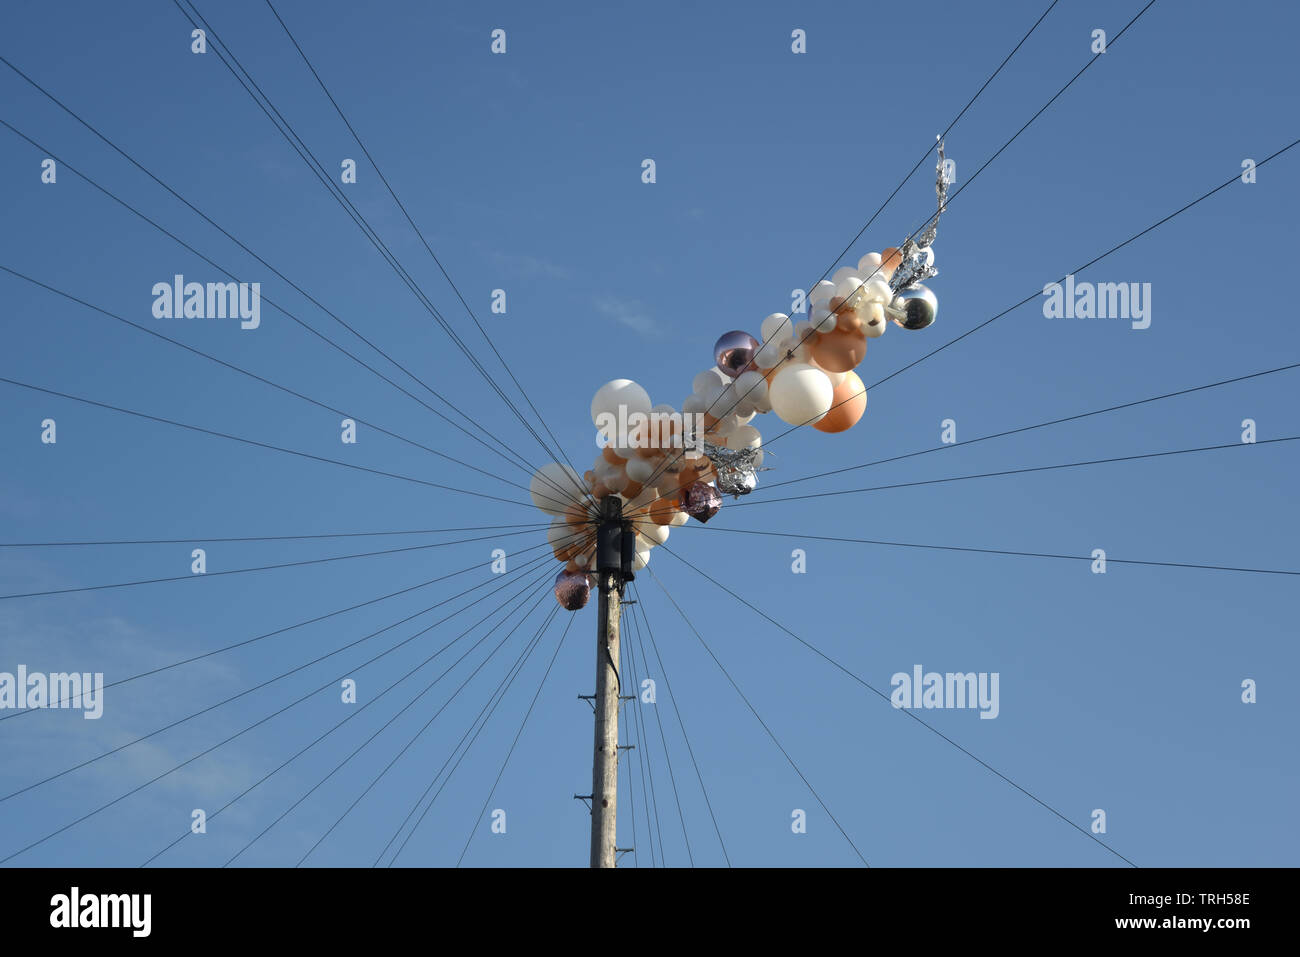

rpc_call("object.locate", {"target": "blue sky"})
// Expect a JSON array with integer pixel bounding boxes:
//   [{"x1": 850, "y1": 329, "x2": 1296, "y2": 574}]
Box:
[{"x1": 0, "y1": 0, "x2": 1296, "y2": 867}]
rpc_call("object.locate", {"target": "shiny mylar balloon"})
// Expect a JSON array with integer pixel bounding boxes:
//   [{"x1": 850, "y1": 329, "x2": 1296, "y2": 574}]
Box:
[
  {"x1": 680, "y1": 481, "x2": 722, "y2": 523},
  {"x1": 889, "y1": 283, "x2": 938, "y2": 330},
  {"x1": 554, "y1": 569, "x2": 591, "y2": 611},
  {"x1": 714, "y1": 330, "x2": 760, "y2": 379}
]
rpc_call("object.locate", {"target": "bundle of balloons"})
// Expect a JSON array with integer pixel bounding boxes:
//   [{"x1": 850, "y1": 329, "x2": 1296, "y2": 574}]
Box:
[{"x1": 531, "y1": 244, "x2": 941, "y2": 612}]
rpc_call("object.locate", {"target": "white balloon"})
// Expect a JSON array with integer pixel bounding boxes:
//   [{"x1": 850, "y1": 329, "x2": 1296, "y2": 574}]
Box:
[
  {"x1": 863, "y1": 277, "x2": 892, "y2": 304},
  {"x1": 632, "y1": 543, "x2": 652, "y2": 570},
  {"x1": 683, "y1": 393, "x2": 706, "y2": 415},
  {"x1": 822, "y1": 368, "x2": 848, "y2": 386},
  {"x1": 530, "y1": 463, "x2": 585, "y2": 515},
  {"x1": 808, "y1": 280, "x2": 836, "y2": 304},
  {"x1": 626, "y1": 457, "x2": 656, "y2": 483},
  {"x1": 669, "y1": 509, "x2": 689, "y2": 527},
  {"x1": 760, "y1": 313, "x2": 792, "y2": 343},
  {"x1": 692, "y1": 368, "x2": 727, "y2": 396},
  {"x1": 755, "y1": 335, "x2": 791, "y2": 369},
  {"x1": 643, "y1": 523, "x2": 670, "y2": 546},
  {"x1": 734, "y1": 369, "x2": 768, "y2": 405},
  {"x1": 729, "y1": 424, "x2": 761, "y2": 449},
  {"x1": 856, "y1": 251, "x2": 883, "y2": 275},
  {"x1": 769, "y1": 363, "x2": 834, "y2": 425},
  {"x1": 591, "y1": 379, "x2": 651, "y2": 428},
  {"x1": 831, "y1": 266, "x2": 859, "y2": 285},
  {"x1": 833, "y1": 276, "x2": 863, "y2": 301},
  {"x1": 811, "y1": 308, "x2": 837, "y2": 333}
]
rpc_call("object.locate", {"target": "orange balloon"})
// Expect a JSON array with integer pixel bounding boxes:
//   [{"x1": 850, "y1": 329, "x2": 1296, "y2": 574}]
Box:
[
  {"x1": 814, "y1": 370, "x2": 867, "y2": 433},
  {"x1": 601, "y1": 445, "x2": 622, "y2": 465},
  {"x1": 623, "y1": 480, "x2": 644, "y2": 500},
  {"x1": 564, "y1": 503, "x2": 588, "y2": 526},
  {"x1": 649, "y1": 496, "x2": 679, "y2": 526},
  {"x1": 879, "y1": 247, "x2": 901, "y2": 278},
  {"x1": 810, "y1": 328, "x2": 867, "y2": 373}
]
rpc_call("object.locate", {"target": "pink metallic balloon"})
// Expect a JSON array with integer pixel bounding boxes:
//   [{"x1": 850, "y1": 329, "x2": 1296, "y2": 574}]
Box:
[
  {"x1": 714, "y1": 330, "x2": 760, "y2": 379},
  {"x1": 554, "y1": 569, "x2": 591, "y2": 611},
  {"x1": 680, "y1": 481, "x2": 722, "y2": 523}
]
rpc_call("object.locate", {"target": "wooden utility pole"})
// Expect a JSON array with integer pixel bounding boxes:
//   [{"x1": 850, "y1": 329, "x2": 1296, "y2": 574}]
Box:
[{"x1": 590, "y1": 496, "x2": 629, "y2": 868}]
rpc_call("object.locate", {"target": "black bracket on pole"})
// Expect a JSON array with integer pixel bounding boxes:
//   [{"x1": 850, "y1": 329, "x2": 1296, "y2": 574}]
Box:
[{"x1": 596, "y1": 496, "x2": 635, "y2": 584}]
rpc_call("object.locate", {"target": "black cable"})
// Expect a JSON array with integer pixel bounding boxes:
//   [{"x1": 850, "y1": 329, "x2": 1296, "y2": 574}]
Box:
[
  {"x1": 727, "y1": 435, "x2": 1300, "y2": 510},
  {"x1": 620, "y1": 596, "x2": 664, "y2": 866},
  {"x1": 624, "y1": 592, "x2": 695, "y2": 866},
  {"x1": 656, "y1": 543, "x2": 1138, "y2": 867},
  {"x1": 381, "y1": 605, "x2": 561, "y2": 866},
  {"x1": 0, "y1": 526, "x2": 541, "y2": 601},
  {"x1": 261, "y1": 0, "x2": 595, "y2": 513},
  {"x1": 646, "y1": 571, "x2": 869, "y2": 866},
  {"x1": 0, "y1": 549, "x2": 561, "y2": 807},
  {"x1": 617, "y1": 635, "x2": 640, "y2": 867},
  {"x1": 0, "y1": 375, "x2": 533, "y2": 509},
  {"x1": 10, "y1": 554, "x2": 554, "y2": 864},
  {"x1": 642, "y1": 0, "x2": 1097, "y2": 491},
  {"x1": 763, "y1": 361, "x2": 1300, "y2": 493},
  {"x1": 298, "y1": 590, "x2": 562, "y2": 867},
  {"x1": 0, "y1": 539, "x2": 559, "y2": 721},
  {"x1": 0, "y1": 261, "x2": 532, "y2": 496},
  {"x1": 681, "y1": 526, "x2": 1300, "y2": 577},
  {"x1": 630, "y1": 584, "x2": 731, "y2": 866},
  {"x1": 222, "y1": 579, "x2": 559, "y2": 867},
  {"x1": 455, "y1": 611, "x2": 574, "y2": 866},
  {"x1": 175, "y1": 0, "x2": 581, "y2": 500},
  {"x1": 0, "y1": 520, "x2": 549, "y2": 548},
  {"x1": 763, "y1": 136, "x2": 1300, "y2": 445},
  {"x1": 0, "y1": 85, "x2": 582, "y2": 515}
]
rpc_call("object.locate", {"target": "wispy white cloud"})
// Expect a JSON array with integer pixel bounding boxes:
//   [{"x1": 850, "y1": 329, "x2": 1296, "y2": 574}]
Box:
[{"x1": 593, "y1": 296, "x2": 661, "y2": 337}]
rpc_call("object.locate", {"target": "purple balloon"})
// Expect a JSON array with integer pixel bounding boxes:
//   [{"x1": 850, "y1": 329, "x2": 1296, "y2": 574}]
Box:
[
  {"x1": 680, "y1": 481, "x2": 722, "y2": 523},
  {"x1": 554, "y1": 569, "x2": 591, "y2": 611},
  {"x1": 714, "y1": 330, "x2": 760, "y2": 379}
]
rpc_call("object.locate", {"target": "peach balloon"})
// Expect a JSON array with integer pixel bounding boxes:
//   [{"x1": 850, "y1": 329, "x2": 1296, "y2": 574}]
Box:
[
  {"x1": 649, "y1": 496, "x2": 679, "y2": 525},
  {"x1": 810, "y1": 327, "x2": 868, "y2": 373},
  {"x1": 564, "y1": 503, "x2": 588, "y2": 527},
  {"x1": 813, "y1": 371, "x2": 867, "y2": 433},
  {"x1": 623, "y1": 480, "x2": 644, "y2": 500},
  {"x1": 879, "y1": 247, "x2": 901, "y2": 279},
  {"x1": 602, "y1": 446, "x2": 622, "y2": 465}
]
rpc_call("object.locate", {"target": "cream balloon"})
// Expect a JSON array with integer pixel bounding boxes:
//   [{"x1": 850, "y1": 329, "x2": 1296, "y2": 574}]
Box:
[
  {"x1": 769, "y1": 362, "x2": 834, "y2": 425},
  {"x1": 625, "y1": 457, "x2": 656, "y2": 484},
  {"x1": 760, "y1": 312, "x2": 793, "y2": 342},
  {"x1": 643, "y1": 523, "x2": 670, "y2": 546},
  {"x1": 590, "y1": 379, "x2": 651, "y2": 428},
  {"x1": 632, "y1": 543, "x2": 652, "y2": 571},
  {"x1": 530, "y1": 463, "x2": 585, "y2": 515}
]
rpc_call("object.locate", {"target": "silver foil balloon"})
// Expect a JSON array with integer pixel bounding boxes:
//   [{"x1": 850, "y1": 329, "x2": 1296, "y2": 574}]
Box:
[
  {"x1": 887, "y1": 283, "x2": 938, "y2": 330},
  {"x1": 714, "y1": 330, "x2": 760, "y2": 378},
  {"x1": 702, "y1": 441, "x2": 762, "y2": 497},
  {"x1": 680, "y1": 481, "x2": 722, "y2": 523},
  {"x1": 554, "y1": 568, "x2": 591, "y2": 611}
]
